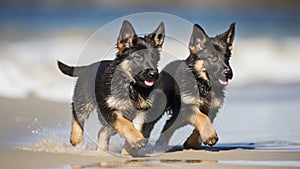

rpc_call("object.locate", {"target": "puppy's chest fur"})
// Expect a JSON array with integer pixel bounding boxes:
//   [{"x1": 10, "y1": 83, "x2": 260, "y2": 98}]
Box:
[
  {"x1": 181, "y1": 66, "x2": 225, "y2": 120},
  {"x1": 129, "y1": 85, "x2": 152, "y2": 111},
  {"x1": 106, "y1": 84, "x2": 151, "y2": 119},
  {"x1": 199, "y1": 82, "x2": 223, "y2": 108}
]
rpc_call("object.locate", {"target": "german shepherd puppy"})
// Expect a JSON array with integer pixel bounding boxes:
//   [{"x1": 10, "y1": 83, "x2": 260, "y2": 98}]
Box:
[
  {"x1": 146, "y1": 23, "x2": 235, "y2": 150},
  {"x1": 57, "y1": 20, "x2": 165, "y2": 155}
]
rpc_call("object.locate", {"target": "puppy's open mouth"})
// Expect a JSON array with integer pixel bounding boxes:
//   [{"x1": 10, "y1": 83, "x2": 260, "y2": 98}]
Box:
[
  {"x1": 218, "y1": 79, "x2": 229, "y2": 86},
  {"x1": 144, "y1": 80, "x2": 155, "y2": 87}
]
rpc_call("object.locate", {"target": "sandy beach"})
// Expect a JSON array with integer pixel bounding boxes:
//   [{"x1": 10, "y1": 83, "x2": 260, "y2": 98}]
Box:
[
  {"x1": 1, "y1": 147, "x2": 300, "y2": 169},
  {"x1": 1, "y1": 95, "x2": 300, "y2": 169}
]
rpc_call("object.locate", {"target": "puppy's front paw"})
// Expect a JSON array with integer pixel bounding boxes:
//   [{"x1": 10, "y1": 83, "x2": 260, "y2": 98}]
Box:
[
  {"x1": 126, "y1": 136, "x2": 146, "y2": 149},
  {"x1": 202, "y1": 131, "x2": 218, "y2": 147},
  {"x1": 121, "y1": 136, "x2": 144, "y2": 157}
]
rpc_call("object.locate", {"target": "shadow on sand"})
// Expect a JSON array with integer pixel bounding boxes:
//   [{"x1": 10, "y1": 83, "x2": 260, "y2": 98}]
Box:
[
  {"x1": 167, "y1": 142, "x2": 256, "y2": 152},
  {"x1": 168, "y1": 140, "x2": 300, "y2": 152}
]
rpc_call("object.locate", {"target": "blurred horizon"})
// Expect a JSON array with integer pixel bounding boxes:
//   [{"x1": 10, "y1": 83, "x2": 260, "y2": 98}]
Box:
[
  {"x1": 1, "y1": 0, "x2": 299, "y2": 37},
  {"x1": 1, "y1": 0, "x2": 300, "y2": 9}
]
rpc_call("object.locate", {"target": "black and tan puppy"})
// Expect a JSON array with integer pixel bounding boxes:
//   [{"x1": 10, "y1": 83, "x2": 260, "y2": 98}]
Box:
[
  {"x1": 58, "y1": 20, "x2": 165, "y2": 155},
  {"x1": 144, "y1": 23, "x2": 235, "y2": 150}
]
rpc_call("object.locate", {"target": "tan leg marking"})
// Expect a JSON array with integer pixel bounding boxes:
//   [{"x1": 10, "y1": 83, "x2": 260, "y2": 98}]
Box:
[
  {"x1": 189, "y1": 110, "x2": 218, "y2": 146},
  {"x1": 121, "y1": 111, "x2": 146, "y2": 156},
  {"x1": 70, "y1": 117, "x2": 83, "y2": 146},
  {"x1": 112, "y1": 111, "x2": 145, "y2": 149}
]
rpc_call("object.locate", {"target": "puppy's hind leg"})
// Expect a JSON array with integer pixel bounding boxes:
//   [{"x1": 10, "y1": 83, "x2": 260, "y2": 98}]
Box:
[
  {"x1": 70, "y1": 102, "x2": 91, "y2": 146},
  {"x1": 96, "y1": 125, "x2": 116, "y2": 151},
  {"x1": 155, "y1": 114, "x2": 185, "y2": 147},
  {"x1": 70, "y1": 104, "x2": 84, "y2": 146}
]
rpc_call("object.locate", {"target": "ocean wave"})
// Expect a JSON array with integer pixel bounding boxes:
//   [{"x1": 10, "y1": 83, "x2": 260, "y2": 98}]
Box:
[{"x1": 1, "y1": 35, "x2": 300, "y2": 101}]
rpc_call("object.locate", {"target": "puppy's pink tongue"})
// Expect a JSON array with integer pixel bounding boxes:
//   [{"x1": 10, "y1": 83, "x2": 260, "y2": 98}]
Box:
[
  {"x1": 144, "y1": 80, "x2": 154, "y2": 87},
  {"x1": 219, "y1": 79, "x2": 229, "y2": 86}
]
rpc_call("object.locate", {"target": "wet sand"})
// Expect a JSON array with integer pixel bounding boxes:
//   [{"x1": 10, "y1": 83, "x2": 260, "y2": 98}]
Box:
[
  {"x1": 0, "y1": 96, "x2": 300, "y2": 169},
  {"x1": 1, "y1": 147, "x2": 300, "y2": 169}
]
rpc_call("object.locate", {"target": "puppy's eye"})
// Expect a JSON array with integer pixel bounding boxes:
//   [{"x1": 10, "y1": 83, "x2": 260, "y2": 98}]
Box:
[
  {"x1": 208, "y1": 55, "x2": 217, "y2": 61},
  {"x1": 208, "y1": 55, "x2": 215, "y2": 59},
  {"x1": 133, "y1": 53, "x2": 143, "y2": 61}
]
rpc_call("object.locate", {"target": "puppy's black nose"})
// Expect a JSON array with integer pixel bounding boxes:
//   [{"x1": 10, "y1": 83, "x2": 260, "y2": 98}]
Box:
[
  {"x1": 223, "y1": 68, "x2": 233, "y2": 80},
  {"x1": 148, "y1": 69, "x2": 158, "y2": 78}
]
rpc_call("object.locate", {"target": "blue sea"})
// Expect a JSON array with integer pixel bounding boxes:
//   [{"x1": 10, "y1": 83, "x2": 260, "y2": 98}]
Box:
[{"x1": 1, "y1": 6, "x2": 299, "y2": 37}]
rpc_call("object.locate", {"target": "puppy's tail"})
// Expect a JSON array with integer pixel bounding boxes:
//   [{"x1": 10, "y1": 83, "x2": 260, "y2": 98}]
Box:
[{"x1": 57, "y1": 60, "x2": 86, "y2": 77}]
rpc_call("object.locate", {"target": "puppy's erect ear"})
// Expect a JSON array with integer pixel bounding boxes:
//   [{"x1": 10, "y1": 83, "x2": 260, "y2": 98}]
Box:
[
  {"x1": 117, "y1": 20, "x2": 137, "y2": 53},
  {"x1": 189, "y1": 24, "x2": 210, "y2": 54},
  {"x1": 148, "y1": 22, "x2": 165, "y2": 52},
  {"x1": 216, "y1": 23, "x2": 235, "y2": 51}
]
